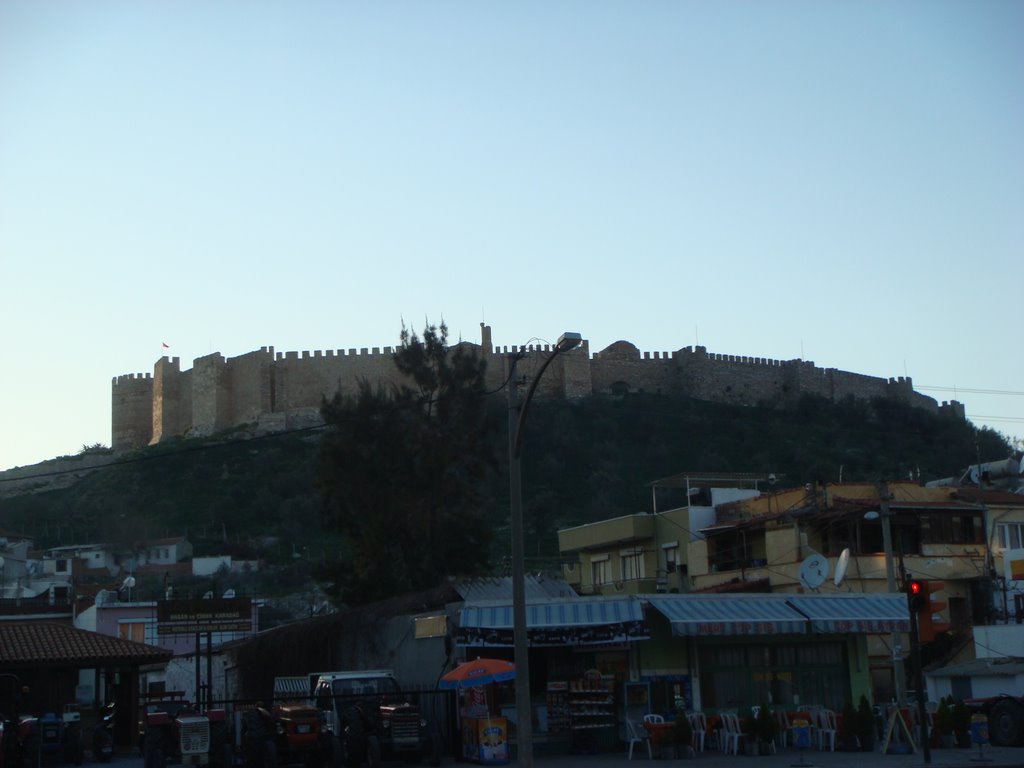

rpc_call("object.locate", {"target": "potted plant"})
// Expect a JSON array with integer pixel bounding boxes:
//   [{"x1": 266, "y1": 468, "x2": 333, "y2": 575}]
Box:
[
  {"x1": 672, "y1": 711, "x2": 694, "y2": 758},
  {"x1": 952, "y1": 699, "x2": 971, "y2": 747},
  {"x1": 755, "y1": 704, "x2": 778, "y2": 754},
  {"x1": 838, "y1": 699, "x2": 859, "y2": 751},
  {"x1": 933, "y1": 698, "x2": 955, "y2": 748},
  {"x1": 856, "y1": 695, "x2": 876, "y2": 752}
]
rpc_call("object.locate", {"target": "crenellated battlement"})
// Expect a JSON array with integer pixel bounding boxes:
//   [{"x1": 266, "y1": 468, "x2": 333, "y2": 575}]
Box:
[
  {"x1": 112, "y1": 372, "x2": 153, "y2": 386},
  {"x1": 276, "y1": 346, "x2": 397, "y2": 361},
  {"x1": 110, "y1": 326, "x2": 954, "y2": 451}
]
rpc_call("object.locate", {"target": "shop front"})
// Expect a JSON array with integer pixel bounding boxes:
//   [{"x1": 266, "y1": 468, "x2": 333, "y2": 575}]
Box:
[
  {"x1": 455, "y1": 597, "x2": 649, "y2": 755},
  {"x1": 642, "y1": 592, "x2": 911, "y2": 713}
]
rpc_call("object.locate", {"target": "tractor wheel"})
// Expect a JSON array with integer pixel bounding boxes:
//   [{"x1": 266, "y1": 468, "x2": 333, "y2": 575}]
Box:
[
  {"x1": 427, "y1": 727, "x2": 442, "y2": 768},
  {"x1": 263, "y1": 741, "x2": 278, "y2": 768},
  {"x1": 21, "y1": 733, "x2": 40, "y2": 768},
  {"x1": 330, "y1": 737, "x2": 344, "y2": 768},
  {"x1": 365, "y1": 736, "x2": 381, "y2": 768},
  {"x1": 989, "y1": 700, "x2": 1024, "y2": 746}
]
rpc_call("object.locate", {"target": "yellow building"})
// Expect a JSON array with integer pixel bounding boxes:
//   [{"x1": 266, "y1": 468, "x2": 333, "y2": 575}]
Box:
[{"x1": 557, "y1": 472, "x2": 1024, "y2": 703}]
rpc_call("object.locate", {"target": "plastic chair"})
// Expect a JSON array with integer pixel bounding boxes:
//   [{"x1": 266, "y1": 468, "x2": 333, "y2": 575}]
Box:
[
  {"x1": 687, "y1": 713, "x2": 706, "y2": 752},
  {"x1": 719, "y1": 712, "x2": 741, "y2": 756},
  {"x1": 817, "y1": 709, "x2": 837, "y2": 751},
  {"x1": 627, "y1": 719, "x2": 652, "y2": 760},
  {"x1": 643, "y1": 713, "x2": 665, "y2": 724}
]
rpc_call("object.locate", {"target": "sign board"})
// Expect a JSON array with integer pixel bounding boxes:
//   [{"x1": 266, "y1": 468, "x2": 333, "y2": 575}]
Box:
[{"x1": 156, "y1": 597, "x2": 251, "y2": 636}]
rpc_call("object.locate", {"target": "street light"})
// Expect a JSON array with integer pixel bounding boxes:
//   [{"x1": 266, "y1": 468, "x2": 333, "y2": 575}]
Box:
[{"x1": 507, "y1": 331, "x2": 582, "y2": 768}]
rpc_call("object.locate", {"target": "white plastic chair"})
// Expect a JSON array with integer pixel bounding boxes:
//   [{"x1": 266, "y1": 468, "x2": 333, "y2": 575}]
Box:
[
  {"x1": 817, "y1": 709, "x2": 837, "y2": 751},
  {"x1": 719, "y1": 712, "x2": 741, "y2": 755},
  {"x1": 687, "y1": 713, "x2": 706, "y2": 752},
  {"x1": 643, "y1": 713, "x2": 665, "y2": 724},
  {"x1": 627, "y1": 719, "x2": 653, "y2": 760}
]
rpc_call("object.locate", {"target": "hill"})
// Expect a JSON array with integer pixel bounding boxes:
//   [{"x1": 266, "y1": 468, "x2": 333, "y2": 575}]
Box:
[{"x1": 0, "y1": 392, "x2": 1011, "y2": 591}]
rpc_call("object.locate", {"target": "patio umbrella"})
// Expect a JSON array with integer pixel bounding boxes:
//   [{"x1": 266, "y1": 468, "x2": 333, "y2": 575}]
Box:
[{"x1": 438, "y1": 658, "x2": 516, "y2": 690}]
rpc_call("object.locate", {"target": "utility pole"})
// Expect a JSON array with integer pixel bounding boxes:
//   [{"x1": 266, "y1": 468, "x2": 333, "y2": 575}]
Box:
[{"x1": 880, "y1": 481, "x2": 907, "y2": 706}]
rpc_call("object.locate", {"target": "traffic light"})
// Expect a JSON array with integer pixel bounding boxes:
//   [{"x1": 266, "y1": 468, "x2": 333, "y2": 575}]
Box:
[
  {"x1": 907, "y1": 578, "x2": 926, "y2": 612},
  {"x1": 918, "y1": 580, "x2": 950, "y2": 643}
]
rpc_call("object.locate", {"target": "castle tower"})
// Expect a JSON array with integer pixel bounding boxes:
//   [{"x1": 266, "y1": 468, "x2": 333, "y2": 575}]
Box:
[
  {"x1": 152, "y1": 356, "x2": 190, "y2": 444},
  {"x1": 111, "y1": 373, "x2": 153, "y2": 450}
]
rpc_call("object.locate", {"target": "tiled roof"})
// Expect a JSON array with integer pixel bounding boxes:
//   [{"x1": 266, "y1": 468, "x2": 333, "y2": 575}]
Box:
[{"x1": 0, "y1": 622, "x2": 172, "y2": 668}]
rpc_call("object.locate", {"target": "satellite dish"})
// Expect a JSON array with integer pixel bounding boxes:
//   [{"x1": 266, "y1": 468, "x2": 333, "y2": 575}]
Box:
[
  {"x1": 799, "y1": 554, "x2": 829, "y2": 590},
  {"x1": 834, "y1": 548, "x2": 850, "y2": 587},
  {"x1": 121, "y1": 576, "x2": 136, "y2": 590}
]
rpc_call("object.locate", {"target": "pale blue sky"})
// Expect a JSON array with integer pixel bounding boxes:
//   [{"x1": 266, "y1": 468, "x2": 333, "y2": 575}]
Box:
[{"x1": 1, "y1": 1, "x2": 1021, "y2": 471}]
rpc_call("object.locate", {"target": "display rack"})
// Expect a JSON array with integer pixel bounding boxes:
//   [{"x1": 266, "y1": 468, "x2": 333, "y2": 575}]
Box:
[
  {"x1": 568, "y1": 673, "x2": 615, "y2": 752},
  {"x1": 545, "y1": 682, "x2": 570, "y2": 735}
]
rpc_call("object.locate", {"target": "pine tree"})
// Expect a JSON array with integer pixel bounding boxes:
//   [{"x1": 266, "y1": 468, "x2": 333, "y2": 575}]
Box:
[{"x1": 317, "y1": 321, "x2": 497, "y2": 604}]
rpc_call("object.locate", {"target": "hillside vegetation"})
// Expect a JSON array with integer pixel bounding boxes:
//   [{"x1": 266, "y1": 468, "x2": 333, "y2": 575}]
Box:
[{"x1": 0, "y1": 392, "x2": 1010, "y2": 597}]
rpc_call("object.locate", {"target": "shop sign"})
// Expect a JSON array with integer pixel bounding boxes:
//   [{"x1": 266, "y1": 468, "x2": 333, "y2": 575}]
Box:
[{"x1": 156, "y1": 597, "x2": 251, "y2": 635}]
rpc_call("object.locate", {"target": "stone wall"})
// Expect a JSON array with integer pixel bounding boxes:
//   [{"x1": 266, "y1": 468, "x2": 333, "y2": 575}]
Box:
[{"x1": 111, "y1": 325, "x2": 954, "y2": 451}]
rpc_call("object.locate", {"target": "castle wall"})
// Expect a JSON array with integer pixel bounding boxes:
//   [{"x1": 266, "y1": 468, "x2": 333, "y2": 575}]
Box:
[
  {"x1": 590, "y1": 341, "x2": 677, "y2": 395},
  {"x1": 273, "y1": 347, "x2": 401, "y2": 412},
  {"x1": 674, "y1": 347, "x2": 794, "y2": 407},
  {"x1": 111, "y1": 328, "x2": 953, "y2": 450},
  {"x1": 111, "y1": 373, "x2": 153, "y2": 450},
  {"x1": 226, "y1": 347, "x2": 275, "y2": 424}
]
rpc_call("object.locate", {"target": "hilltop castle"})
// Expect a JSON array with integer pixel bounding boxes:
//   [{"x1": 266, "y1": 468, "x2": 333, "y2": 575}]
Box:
[{"x1": 111, "y1": 325, "x2": 964, "y2": 451}]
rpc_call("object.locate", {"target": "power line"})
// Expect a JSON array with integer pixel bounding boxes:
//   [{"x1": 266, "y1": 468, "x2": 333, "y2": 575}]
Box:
[{"x1": 918, "y1": 386, "x2": 1024, "y2": 396}]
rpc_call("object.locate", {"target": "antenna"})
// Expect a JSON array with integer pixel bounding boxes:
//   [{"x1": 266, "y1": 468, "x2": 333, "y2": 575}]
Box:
[
  {"x1": 834, "y1": 548, "x2": 851, "y2": 588},
  {"x1": 799, "y1": 554, "x2": 829, "y2": 590}
]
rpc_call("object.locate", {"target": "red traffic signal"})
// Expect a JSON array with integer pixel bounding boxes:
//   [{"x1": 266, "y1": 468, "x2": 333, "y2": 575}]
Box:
[{"x1": 907, "y1": 579, "x2": 926, "y2": 612}]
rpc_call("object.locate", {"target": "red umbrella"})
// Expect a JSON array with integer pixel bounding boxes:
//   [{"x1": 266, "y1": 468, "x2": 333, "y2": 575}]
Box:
[{"x1": 439, "y1": 658, "x2": 516, "y2": 690}]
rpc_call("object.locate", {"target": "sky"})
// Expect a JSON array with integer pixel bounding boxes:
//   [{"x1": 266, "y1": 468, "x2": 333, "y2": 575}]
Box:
[{"x1": 1, "y1": 1, "x2": 1021, "y2": 472}]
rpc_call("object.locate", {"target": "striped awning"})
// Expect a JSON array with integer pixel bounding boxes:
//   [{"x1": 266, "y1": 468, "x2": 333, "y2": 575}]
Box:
[
  {"x1": 456, "y1": 598, "x2": 647, "y2": 647},
  {"x1": 646, "y1": 593, "x2": 912, "y2": 636},
  {"x1": 646, "y1": 595, "x2": 807, "y2": 636},
  {"x1": 786, "y1": 594, "x2": 911, "y2": 633},
  {"x1": 272, "y1": 676, "x2": 310, "y2": 698},
  {"x1": 460, "y1": 598, "x2": 643, "y2": 630}
]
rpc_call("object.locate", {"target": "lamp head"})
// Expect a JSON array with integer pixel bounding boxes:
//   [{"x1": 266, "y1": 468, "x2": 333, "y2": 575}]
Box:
[{"x1": 556, "y1": 332, "x2": 582, "y2": 352}]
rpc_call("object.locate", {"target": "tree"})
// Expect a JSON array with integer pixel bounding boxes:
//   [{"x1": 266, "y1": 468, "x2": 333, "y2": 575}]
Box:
[{"x1": 317, "y1": 321, "x2": 497, "y2": 604}]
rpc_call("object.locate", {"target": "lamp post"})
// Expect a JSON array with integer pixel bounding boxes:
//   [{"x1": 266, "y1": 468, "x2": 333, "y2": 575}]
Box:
[{"x1": 507, "y1": 332, "x2": 582, "y2": 768}]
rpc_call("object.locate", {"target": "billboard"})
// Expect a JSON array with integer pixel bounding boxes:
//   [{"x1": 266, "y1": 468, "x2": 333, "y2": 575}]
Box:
[{"x1": 156, "y1": 597, "x2": 252, "y2": 635}]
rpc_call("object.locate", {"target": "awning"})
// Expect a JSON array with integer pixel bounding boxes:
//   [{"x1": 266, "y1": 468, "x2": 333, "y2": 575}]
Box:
[
  {"x1": 646, "y1": 595, "x2": 807, "y2": 636},
  {"x1": 785, "y1": 594, "x2": 911, "y2": 633},
  {"x1": 273, "y1": 676, "x2": 311, "y2": 698},
  {"x1": 456, "y1": 598, "x2": 648, "y2": 647},
  {"x1": 645, "y1": 593, "x2": 912, "y2": 636}
]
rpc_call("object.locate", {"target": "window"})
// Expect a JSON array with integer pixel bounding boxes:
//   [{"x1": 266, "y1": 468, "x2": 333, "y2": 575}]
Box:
[
  {"x1": 117, "y1": 621, "x2": 155, "y2": 644},
  {"x1": 55, "y1": 559, "x2": 69, "y2": 574},
  {"x1": 620, "y1": 549, "x2": 645, "y2": 581},
  {"x1": 663, "y1": 544, "x2": 679, "y2": 573},
  {"x1": 998, "y1": 522, "x2": 1024, "y2": 550},
  {"x1": 591, "y1": 556, "x2": 610, "y2": 586}
]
